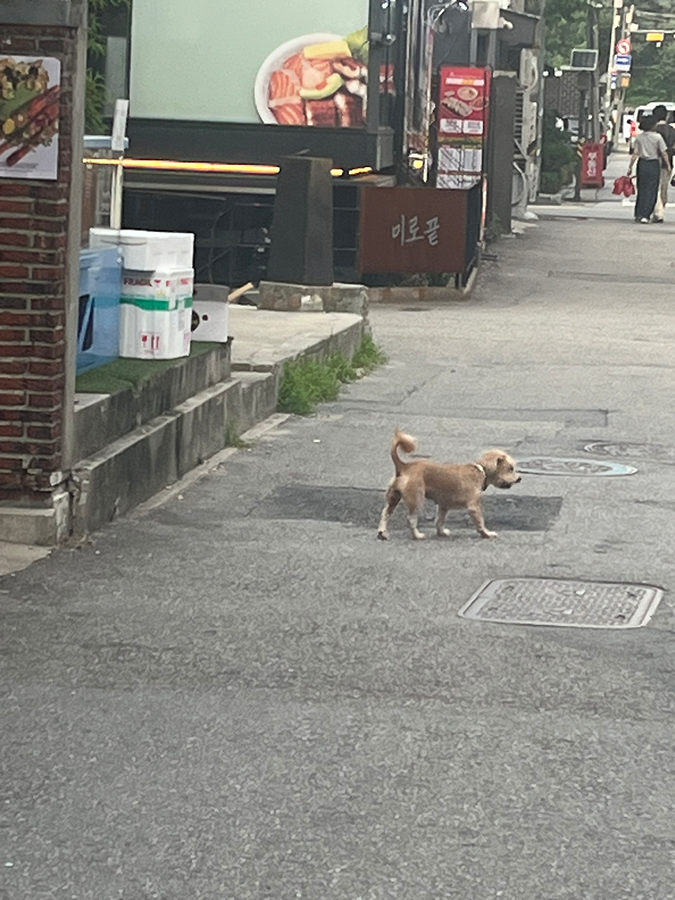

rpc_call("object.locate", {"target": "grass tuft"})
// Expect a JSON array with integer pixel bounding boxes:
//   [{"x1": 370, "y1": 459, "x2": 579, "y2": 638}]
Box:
[
  {"x1": 224, "y1": 420, "x2": 251, "y2": 449},
  {"x1": 351, "y1": 334, "x2": 388, "y2": 373},
  {"x1": 278, "y1": 335, "x2": 387, "y2": 416}
]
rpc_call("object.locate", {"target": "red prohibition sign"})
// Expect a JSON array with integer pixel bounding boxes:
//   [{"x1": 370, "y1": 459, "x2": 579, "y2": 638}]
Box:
[{"x1": 616, "y1": 38, "x2": 631, "y2": 55}]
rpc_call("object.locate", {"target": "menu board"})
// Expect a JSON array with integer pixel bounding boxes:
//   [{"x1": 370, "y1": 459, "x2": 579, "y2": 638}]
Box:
[{"x1": 436, "y1": 66, "x2": 490, "y2": 189}]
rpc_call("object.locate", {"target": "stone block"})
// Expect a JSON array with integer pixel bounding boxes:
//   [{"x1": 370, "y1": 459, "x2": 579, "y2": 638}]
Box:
[{"x1": 258, "y1": 281, "x2": 369, "y2": 319}]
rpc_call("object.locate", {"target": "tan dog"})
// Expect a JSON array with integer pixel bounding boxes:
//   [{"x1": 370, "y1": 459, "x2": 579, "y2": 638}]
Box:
[{"x1": 377, "y1": 430, "x2": 521, "y2": 541}]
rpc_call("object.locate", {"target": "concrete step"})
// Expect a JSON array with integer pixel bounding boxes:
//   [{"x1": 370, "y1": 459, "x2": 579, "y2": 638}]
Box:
[
  {"x1": 0, "y1": 310, "x2": 366, "y2": 547},
  {"x1": 73, "y1": 341, "x2": 231, "y2": 462},
  {"x1": 71, "y1": 371, "x2": 277, "y2": 537},
  {"x1": 71, "y1": 313, "x2": 366, "y2": 536}
]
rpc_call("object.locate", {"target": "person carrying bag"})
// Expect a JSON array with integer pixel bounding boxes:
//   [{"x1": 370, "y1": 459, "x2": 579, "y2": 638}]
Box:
[{"x1": 627, "y1": 115, "x2": 670, "y2": 224}]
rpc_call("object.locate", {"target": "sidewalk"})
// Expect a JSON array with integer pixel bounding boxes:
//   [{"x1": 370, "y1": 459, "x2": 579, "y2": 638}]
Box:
[
  {"x1": 537, "y1": 143, "x2": 675, "y2": 225},
  {"x1": 4, "y1": 196, "x2": 675, "y2": 899}
]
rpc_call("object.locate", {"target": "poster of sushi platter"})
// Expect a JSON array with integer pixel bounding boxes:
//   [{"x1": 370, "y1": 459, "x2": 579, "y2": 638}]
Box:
[{"x1": 0, "y1": 56, "x2": 61, "y2": 180}]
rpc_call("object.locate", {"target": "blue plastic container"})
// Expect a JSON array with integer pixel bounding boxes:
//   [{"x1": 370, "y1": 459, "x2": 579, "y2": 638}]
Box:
[{"x1": 77, "y1": 247, "x2": 122, "y2": 374}]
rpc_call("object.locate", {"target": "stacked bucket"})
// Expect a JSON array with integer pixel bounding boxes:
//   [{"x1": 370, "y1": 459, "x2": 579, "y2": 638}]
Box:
[{"x1": 90, "y1": 228, "x2": 195, "y2": 360}]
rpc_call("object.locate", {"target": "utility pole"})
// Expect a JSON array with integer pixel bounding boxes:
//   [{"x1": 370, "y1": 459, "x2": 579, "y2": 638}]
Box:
[
  {"x1": 587, "y1": 1, "x2": 601, "y2": 142},
  {"x1": 612, "y1": 3, "x2": 634, "y2": 146},
  {"x1": 604, "y1": 0, "x2": 624, "y2": 120}
]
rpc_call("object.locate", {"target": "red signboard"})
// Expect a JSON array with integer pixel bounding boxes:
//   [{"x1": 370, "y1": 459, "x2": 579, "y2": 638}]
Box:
[
  {"x1": 438, "y1": 66, "x2": 490, "y2": 137},
  {"x1": 581, "y1": 142, "x2": 605, "y2": 188},
  {"x1": 359, "y1": 186, "x2": 470, "y2": 274},
  {"x1": 436, "y1": 66, "x2": 491, "y2": 189}
]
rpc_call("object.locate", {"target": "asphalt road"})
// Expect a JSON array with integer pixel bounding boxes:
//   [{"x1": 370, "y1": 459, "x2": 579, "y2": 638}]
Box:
[{"x1": 3, "y1": 211, "x2": 675, "y2": 899}]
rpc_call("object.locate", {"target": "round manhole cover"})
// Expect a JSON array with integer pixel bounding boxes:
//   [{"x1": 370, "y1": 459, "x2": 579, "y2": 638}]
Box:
[
  {"x1": 517, "y1": 457, "x2": 637, "y2": 477},
  {"x1": 584, "y1": 441, "x2": 675, "y2": 462}
]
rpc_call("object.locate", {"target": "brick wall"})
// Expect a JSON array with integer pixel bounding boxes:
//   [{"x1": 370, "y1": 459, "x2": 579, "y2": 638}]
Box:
[{"x1": 0, "y1": 25, "x2": 76, "y2": 506}]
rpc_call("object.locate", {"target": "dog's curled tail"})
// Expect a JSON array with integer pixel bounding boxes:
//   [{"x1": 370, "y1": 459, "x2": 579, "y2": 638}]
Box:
[{"x1": 391, "y1": 430, "x2": 417, "y2": 475}]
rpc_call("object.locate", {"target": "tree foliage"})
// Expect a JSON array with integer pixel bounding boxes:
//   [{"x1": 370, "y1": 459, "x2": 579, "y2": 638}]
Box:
[
  {"x1": 85, "y1": 0, "x2": 130, "y2": 133},
  {"x1": 544, "y1": 0, "x2": 589, "y2": 68},
  {"x1": 544, "y1": 0, "x2": 675, "y2": 106},
  {"x1": 627, "y1": 39, "x2": 675, "y2": 105}
]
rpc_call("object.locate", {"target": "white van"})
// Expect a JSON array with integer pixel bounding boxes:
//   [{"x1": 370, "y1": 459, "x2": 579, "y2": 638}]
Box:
[{"x1": 627, "y1": 102, "x2": 674, "y2": 150}]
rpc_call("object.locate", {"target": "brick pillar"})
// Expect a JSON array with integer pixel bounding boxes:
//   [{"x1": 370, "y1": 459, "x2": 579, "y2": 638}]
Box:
[{"x1": 0, "y1": 1, "x2": 87, "y2": 545}]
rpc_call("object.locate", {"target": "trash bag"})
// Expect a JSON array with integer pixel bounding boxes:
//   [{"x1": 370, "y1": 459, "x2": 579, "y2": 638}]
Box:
[{"x1": 612, "y1": 175, "x2": 635, "y2": 198}]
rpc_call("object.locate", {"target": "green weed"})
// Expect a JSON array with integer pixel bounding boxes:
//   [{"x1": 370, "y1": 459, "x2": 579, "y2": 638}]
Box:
[
  {"x1": 278, "y1": 336, "x2": 387, "y2": 416},
  {"x1": 225, "y1": 420, "x2": 251, "y2": 449},
  {"x1": 278, "y1": 358, "x2": 342, "y2": 416},
  {"x1": 351, "y1": 334, "x2": 388, "y2": 373}
]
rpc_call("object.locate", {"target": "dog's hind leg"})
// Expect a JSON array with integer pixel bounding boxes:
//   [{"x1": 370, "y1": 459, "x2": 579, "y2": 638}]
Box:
[
  {"x1": 405, "y1": 492, "x2": 426, "y2": 540},
  {"x1": 377, "y1": 485, "x2": 401, "y2": 541}
]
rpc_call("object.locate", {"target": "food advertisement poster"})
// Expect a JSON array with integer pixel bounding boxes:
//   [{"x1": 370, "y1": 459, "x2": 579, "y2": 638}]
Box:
[
  {"x1": 436, "y1": 66, "x2": 490, "y2": 190},
  {"x1": 0, "y1": 56, "x2": 61, "y2": 180},
  {"x1": 130, "y1": 0, "x2": 369, "y2": 128}
]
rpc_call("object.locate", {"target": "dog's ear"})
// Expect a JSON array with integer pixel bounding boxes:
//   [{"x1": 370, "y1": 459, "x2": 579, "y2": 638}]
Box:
[
  {"x1": 497, "y1": 455, "x2": 505, "y2": 466},
  {"x1": 478, "y1": 450, "x2": 500, "y2": 474}
]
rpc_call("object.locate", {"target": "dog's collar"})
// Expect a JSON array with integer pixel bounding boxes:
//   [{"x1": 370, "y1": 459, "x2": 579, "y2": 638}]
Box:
[{"x1": 471, "y1": 463, "x2": 488, "y2": 491}]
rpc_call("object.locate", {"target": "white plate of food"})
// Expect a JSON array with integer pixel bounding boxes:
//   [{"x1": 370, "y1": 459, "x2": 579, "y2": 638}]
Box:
[{"x1": 254, "y1": 31, "x2": 368, "y2": 128}]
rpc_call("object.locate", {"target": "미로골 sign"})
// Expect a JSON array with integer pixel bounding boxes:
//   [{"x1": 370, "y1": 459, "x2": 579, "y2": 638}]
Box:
[{"x1": 359, "y1": 186, "x2": 475, "y2": 274}]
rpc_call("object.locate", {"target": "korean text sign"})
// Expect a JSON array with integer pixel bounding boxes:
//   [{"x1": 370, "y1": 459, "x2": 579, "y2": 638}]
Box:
[
  {"x1": 581, "y1": 142, "x2": 604, "y2": 188},
  {"x1": 359, "y1": 187, "x2": 470, "y2": 274}
]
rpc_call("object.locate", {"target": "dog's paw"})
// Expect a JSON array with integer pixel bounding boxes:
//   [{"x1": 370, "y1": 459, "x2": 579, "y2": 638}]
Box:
[
  {"x1": 377, "y1": 530, "x2": 389, "y2": 541},
  {"x1": 437, "y1": 528, "x2": 451, "y2": 538},
  {"x1": 481, "y1": 530, "x2": 498, "y2": 539},
  {"x1": 412, "y1": 532, "x2": 426, "y2": 541}
]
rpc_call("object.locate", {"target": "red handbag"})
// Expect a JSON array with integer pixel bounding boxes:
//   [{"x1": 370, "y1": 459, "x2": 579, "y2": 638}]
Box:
[{"x1": 612, "y1": 175, "x2": 635, "y2": 198}]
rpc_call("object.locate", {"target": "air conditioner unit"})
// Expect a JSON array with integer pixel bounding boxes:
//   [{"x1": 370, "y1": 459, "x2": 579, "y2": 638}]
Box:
[
  {"x1": 570, "y1": 48, "x2": 598, "y2": 70},
  {"x1": 519, "y1": 49, "x2": 539, "y2": 91},
  {"x1": 514, "y1": 90, "x2": 537, "y2": 159}
]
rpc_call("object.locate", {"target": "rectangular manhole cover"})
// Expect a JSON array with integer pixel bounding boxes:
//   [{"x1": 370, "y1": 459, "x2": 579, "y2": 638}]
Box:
[
  {"x1": 251, "y1": 486, "x2": 562, "y2": 533},
  {"x1": 459, "y1": 578, "x2": 664, "y2": 629}
]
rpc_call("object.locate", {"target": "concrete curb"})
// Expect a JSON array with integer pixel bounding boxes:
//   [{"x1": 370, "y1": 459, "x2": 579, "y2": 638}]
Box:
[{"x1": 367, "y1": 265, "x2": 478, "y2": 305}]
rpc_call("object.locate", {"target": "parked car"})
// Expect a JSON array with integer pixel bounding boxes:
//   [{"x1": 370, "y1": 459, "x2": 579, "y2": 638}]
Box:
[{"x1": 629, "y1": 101, "x2": 675, "y2": 151}]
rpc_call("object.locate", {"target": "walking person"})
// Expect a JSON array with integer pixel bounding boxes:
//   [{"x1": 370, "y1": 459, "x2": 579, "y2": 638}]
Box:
[
  {"x1": 627, "y1": 115, "x2": 670, "y2": 224},
  {"x1": 651, "y1": 105, "x2": 675, "y2": 223}
]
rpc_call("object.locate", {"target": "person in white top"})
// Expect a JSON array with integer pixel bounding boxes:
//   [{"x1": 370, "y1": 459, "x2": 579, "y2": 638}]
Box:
[{"x1": 627, "y1": 115, "x2": 670, "y2": 223}]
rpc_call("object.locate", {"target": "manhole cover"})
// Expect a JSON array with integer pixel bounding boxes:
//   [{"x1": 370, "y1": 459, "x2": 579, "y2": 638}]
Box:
[
  {"x1": 252, "y1": 485, "x2": 563, "y2": 532},
  {"x1": 517, "y1": 457, "x2": 637, "y2": 476},
  {"x1": 584, "y1": 441, "x2": 675, "y2": 463},
  {"x1": 459, "y1": 578, "x2": 664, "y2": 629}
]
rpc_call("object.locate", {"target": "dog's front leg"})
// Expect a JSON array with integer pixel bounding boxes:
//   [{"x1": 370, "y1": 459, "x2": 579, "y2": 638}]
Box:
[
  {"x1": 435, "y1": 507, "x2": 451, "y2": 538},
  {"x1": 468, "y1": 502, "x2": 498, "y2": 539}
]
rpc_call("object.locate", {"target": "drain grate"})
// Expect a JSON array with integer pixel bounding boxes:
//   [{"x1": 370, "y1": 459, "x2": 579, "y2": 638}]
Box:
[
  {"x1": 517, "y1": 457, "x2": 637, "y2": 477},
  {"x1": 459, "y1": 578, "x2": 664, "y2": 629},
  {"x1": 584, "y1": 441, "x2": 675, "y2": 463}
]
